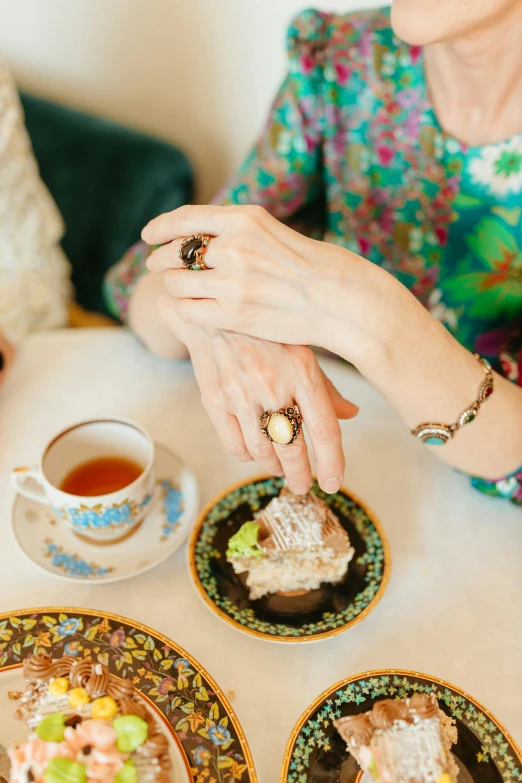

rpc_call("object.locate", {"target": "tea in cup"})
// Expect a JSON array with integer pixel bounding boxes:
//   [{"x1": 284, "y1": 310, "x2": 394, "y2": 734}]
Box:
[{"x1": 12, "y1": 418, "x2": 156, "y2": 544}]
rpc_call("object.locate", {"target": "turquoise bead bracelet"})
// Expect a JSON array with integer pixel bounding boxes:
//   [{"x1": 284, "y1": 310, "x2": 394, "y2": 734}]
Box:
[{"x1": 412, "y1": 354, "x2": 494, "y2": 446}]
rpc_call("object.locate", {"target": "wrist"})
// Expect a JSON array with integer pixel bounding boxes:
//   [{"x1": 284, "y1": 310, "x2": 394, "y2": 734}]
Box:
[{"x1": 313, "y1": 249, "x2": 402, "y2": 367}]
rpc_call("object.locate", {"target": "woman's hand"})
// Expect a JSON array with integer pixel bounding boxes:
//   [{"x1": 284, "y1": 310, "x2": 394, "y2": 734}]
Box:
[
  {"x1": 142, "y1": 204, "x2": 387, "y2": 359},
  {"x1": 159, "y1": 303, "x2": 358, "y2": 494},
  {"x1": 0, "y1": 332, "x2": 15, "y2": 385}
]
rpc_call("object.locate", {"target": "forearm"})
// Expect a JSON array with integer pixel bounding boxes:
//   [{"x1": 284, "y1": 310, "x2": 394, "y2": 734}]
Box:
[
  {"x1": 327, "y1": 270, "x2": 522, "y2": 478},
  {"x1": 128, "y1": 272, "x2": 189, "y2": 360}
]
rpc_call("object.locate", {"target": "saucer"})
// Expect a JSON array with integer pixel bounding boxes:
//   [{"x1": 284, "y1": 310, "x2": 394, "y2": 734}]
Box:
[
  {"x1": 0, "y1": 607, "x2": 258, "y2": 783},
  {"x1": 12, "y1": 443, "x2": 199, "y2": 583},
  {"x1": 281, "y1": 669, "x2": 522, "y2": 783},
  {"x1": 188, "y1": 476, "x2": 390, "y2": 643}
]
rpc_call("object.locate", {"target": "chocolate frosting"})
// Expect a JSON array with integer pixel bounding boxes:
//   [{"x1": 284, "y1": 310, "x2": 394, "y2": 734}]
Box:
[
  {"x1": 84, "y1": 664, "x2": 110, "y2": 698},
  {"x1": 335, "y1": 714, "x2": 374, "y2": 746},
  {"x1": 370, "y1": 699, "x2": 408, "y2": 730},
  {"x1": 21, "y1": 653, "x2": 171, "y2": 771},
  {"x1": 106, "y1": 677, "x2": 135, "y2": 701},
  {"x1": 139, "y1": 730, "x2": 170, "y2": 759},
  {"x1": 69, "y1": 659, "x2": 96, "y2": 689},
  {"x1": 24, "y1": 654, "x2": 76, "y2": 682},
  {"x1": 335, "y1": 694, "x2": 442, "y2": 749},
  {"x1": 407, "y1": 693, "x2": 439, "y2": 720}
]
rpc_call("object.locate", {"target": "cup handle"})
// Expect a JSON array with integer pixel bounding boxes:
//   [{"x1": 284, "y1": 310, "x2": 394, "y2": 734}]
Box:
[{"x1": 12, "y1": 467, "x2": 48, "y2": 505}]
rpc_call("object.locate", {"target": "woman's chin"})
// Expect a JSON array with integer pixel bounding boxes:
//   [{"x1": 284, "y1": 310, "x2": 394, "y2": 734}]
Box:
[{"x1": 390, "y1": 3, "x2": 452, "y2": 46}]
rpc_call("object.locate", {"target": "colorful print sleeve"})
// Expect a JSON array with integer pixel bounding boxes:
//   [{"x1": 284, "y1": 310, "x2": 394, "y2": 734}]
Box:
[
  {"x1": 103, "y1": 240, "x2": 152, "y2": 324},
  {"x1": 103, "y1": 11, "x2": 328, "y2": 323},
  {"x1": 472, "y1": 323, "x2": 522, "y2": 504}
]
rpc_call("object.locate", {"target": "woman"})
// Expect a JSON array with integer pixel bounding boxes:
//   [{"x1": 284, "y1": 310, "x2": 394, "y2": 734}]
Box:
[{"x1": 105, "y1": 0, "x2": 522, "y2": 504}]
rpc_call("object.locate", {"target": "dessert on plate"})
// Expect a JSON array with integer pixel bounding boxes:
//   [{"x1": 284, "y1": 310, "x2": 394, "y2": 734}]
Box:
[
  {"x1": 8, "y1": 654, "x2": 173, "y2": 783},
  {"x1": 334, "y1": 693, "x2": 459, "y2": 783},
  {"x1": 226, "y1": 486, "x2": 354, "y2": 600}
]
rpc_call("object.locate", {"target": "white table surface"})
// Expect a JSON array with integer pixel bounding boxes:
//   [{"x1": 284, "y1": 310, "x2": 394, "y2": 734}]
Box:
[{"x1": 0, "y1": 328, "x2": 520, "y2": 782}]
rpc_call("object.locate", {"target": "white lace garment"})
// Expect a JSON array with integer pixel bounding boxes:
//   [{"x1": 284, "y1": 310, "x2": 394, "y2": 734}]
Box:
[{"x1": 0, "y1": 64, "x2": 72, "y2": 345}]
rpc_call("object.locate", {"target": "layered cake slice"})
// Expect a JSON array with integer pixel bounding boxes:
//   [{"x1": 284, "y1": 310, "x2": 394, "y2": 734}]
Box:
[
  {"x1": 9, "y1": 654, "x2": 173, "y2": 783},
  {"x1": 334, "y1": 693, "x2": 459, "y2": 783},
  {"x1": 226, "y1": 486, "x2": 354, "y2": 599}
]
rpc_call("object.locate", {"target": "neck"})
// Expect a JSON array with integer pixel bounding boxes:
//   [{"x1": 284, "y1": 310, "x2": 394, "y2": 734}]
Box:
[{"x1": 424, "y1": 2, "x2": 522, "y2": 145}]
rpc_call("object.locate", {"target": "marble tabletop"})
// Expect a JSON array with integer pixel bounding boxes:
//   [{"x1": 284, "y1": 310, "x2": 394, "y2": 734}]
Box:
[{"x1": 0, "y1": 328, "x2": 520, "y2": 781}]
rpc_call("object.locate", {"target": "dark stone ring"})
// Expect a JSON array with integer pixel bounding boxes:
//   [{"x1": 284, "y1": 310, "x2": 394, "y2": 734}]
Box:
[{"x1": 177, "y1": 234, "x2": 212, "y2": 270}]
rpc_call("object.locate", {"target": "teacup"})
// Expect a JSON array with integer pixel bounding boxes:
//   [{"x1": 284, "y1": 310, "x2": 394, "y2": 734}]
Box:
[{"x1": 12, "y1": 418, "x2": 156, "y2": 545}]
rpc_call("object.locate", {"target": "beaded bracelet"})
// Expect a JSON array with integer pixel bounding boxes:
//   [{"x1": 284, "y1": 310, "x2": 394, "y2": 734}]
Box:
[{"x1": 411, "y1": 354, "x2": 494, "y2": 446}]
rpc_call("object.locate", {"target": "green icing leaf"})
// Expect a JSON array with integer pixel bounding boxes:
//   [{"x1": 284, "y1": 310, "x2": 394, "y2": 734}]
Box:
[
  {"x1": 113, "y1": 715, "x2": 149, "y2": 752},
  {"x1": 369, "y1": 755, "x2": 380, "y2": 782},
  {"x1": 44, "y1": 759, "x2": 86, "y2": 783},
  {"x1": 226, "y1": 521, "x2": 264, "y2": 559},
  {"x1": 115, "y1": 761, "x2": 137, "y2": 783},
  {"x1": 36, "y1": 712, "x2": 65, "y2": 742}
]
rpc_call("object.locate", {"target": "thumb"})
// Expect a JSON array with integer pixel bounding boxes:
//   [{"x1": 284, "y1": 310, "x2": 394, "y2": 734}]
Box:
[{"x1": 322, "y1": 371, "x2": 359, "y2": 419}]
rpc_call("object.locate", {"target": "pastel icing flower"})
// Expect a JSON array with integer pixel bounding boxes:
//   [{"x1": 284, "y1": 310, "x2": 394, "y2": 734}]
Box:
[
  {"x1": 193, "y1": 746, "x2": 211, "y2": 766},
  {"x1": 64, "y1": 720, "x2": 118, "y2": 754},
  {"x1": 57, "y1": 618, "x2": 81, "y2": 636},
  {"x1": 9, "y1": 737, "x2": 73, "y2": 777},
  {"x1": 208, "y1": 725, "x2": 232, "y2": 746}
]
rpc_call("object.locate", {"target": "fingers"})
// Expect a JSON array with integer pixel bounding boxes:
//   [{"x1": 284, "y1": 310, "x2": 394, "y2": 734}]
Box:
[
  {"x1": 321, "y1": 371, "x2": 359, "y2": 419},
  {"x1": 291, "y1": 354, "x2": 346, "y2": 494},
  {"x1": 142, "y1": 204, "x2": 230, "y2": 245},
  {"x1": 205, "y1": 407, "x2": 253, "y2": 464},
  {"x1": 158, "y1": 295, "x2": 224, "y2": 329},
  {"x1": 163, "y1": 268, "x2": 218, "y2": 300},
  {"x1": 235, "y1": 408, "x2": 284, "y2": 477},
  {"x1": 272, "y1": 433, "x2": 314, "y2": 495},
  {"x1": 146, "y1": 241, "x2": 185, "y2": 273}
]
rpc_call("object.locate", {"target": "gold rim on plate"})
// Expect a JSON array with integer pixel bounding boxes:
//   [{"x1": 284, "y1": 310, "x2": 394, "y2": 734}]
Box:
[
  {"x1": 188, "y1": 474, "x2": 391, "y2": 643},
  {"x1": 280, "y1": 668, "x2": 522, "y2": 782},
  {"x1": 0, "y1": 606, "x2": 258, "y2": 782}
]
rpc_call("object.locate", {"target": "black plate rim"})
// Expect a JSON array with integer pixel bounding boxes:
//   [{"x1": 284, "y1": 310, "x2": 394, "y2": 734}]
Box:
[
  {"x1": 188, "y1": 474, "x2": 391, "y2": 643},
  {"x1": 280, "y1": 668, "x2": 522, "y2": 782}
]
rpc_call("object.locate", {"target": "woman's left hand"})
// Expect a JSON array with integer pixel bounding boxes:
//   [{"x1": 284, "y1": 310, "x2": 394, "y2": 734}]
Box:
[{"x1": 143, "y1": 204, "x2": 383, "y2": 357}]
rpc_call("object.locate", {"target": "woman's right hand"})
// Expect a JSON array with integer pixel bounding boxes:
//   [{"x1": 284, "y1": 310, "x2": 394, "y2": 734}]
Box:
[
  {"x1": 0, "y1": 332, "x2": 15, "y2": 385},
  {"x1": 160, "y1": 300, "x2": 358, "y2": 494}
]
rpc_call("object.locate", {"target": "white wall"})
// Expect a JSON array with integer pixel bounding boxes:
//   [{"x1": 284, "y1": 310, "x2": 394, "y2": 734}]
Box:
[{"x1": 0, "y1": 0, "x2": 380, "y2": 199}]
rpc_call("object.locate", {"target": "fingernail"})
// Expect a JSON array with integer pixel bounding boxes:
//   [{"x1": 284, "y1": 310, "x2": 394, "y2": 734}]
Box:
[
  {"x1": 323, "y1": 477, "x2": 342, "y2": 494},
  {"x1": 141, "y1": 224, "x2": 151, "y2": 242}
]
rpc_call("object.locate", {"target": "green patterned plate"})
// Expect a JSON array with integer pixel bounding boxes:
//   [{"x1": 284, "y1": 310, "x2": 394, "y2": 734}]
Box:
[
  {"x1": 188, "y1": 476, "x2": 390, "y2": 643},
  {"x1": 281, "y1": 669, "x2": 522, "y2": 783},
  {"x1": 0, "y1": 607, "x2": 258, "y2": 783}
]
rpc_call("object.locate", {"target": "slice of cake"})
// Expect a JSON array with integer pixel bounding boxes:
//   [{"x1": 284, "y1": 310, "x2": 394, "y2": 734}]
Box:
[
  {"x1": 226, "y1": 487, "x2": 354, "y2": 600},
  {"x1": 334, "y1": 693, "x2": 459, "y2": 783},
  {"x1": 9, "y1": 654, "x2": 173, "y2": 783}
]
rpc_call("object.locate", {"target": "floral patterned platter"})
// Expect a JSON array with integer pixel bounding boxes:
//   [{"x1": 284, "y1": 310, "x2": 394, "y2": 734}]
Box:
[
  {"x1": 188, "y1": 476, "x2": 390, "y2": 643},
  {"x1": 0, "y1": 608, "x2": 258, "y2": 783},
  {"x1": 281, "y1": 669, "x2": 522, "y2": 783},
  {"x1": 12, "y1": 444, "x2": 199, "y2": 583}
]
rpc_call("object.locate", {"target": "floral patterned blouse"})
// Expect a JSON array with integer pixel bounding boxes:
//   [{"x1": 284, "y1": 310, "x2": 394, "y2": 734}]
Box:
[{"x1": 104, "y1": 7, "x2": 522, "y2": 505}]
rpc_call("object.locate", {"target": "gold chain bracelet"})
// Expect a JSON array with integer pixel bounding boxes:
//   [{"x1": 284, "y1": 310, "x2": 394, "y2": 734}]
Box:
[{"x1": 411, "y1": 354, "x2": 494, "y2": 446}]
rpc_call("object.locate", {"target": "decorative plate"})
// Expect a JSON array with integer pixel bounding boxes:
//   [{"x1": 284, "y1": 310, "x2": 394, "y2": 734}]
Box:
[
  {"x1": 12, "y1": 444, "x2": 199, "y2": 583},
  {"x1": 188, "y1": 476, "x2": 390, "y2": 643},
  {"x1": 281, "y1": 669, "x2": 522, "y2": 783},
  {"x1": 0, "y1": 608, "x2": 258, "y2": 783}
]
